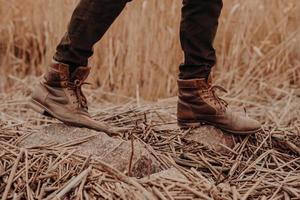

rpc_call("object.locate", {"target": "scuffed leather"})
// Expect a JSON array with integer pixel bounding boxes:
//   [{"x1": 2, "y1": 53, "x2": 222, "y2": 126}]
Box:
[
  {"x1": 31, "y1": 61, "x2": 117, "y2": 135},
  {"x1": 177, "y1": 78, "x2": 261, "y2": 134}
]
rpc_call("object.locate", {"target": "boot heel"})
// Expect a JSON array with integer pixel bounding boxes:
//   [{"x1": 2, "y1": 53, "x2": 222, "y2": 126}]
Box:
[{"x1": 28, "y1": 101, "x2": 46, "y2": 115}]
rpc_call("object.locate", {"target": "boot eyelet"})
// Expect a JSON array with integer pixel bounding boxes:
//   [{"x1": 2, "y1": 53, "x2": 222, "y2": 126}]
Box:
[{"x1": 74, "y1": 80, "x2": 81, "y2": 86}]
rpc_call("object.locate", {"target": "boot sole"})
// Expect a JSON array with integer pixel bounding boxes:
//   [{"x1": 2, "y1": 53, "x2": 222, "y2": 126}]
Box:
[
  {"x1": 29, "y1": 99, "x2": 121, "y2": 136},
  {"x1": 178, "y1": 120, "x2": 261, "y2": 135}
]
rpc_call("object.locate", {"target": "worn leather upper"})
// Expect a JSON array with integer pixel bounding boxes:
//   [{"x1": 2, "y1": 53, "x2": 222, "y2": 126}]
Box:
[
  {"x1": 31, "y1": 61, "x2": 118, "y2": 135},
  {"x1": 177, "y1": 78, "x2": 261, "y2": 134}
]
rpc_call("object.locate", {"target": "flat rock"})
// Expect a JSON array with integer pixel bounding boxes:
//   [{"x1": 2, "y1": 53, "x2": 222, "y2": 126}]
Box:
[
  {"x1": 19, "y1": 124, "x2": 160, "y2": 178},
  {"x1": 154, "y1": 123, "x2": 234, "y2": 153},
  {"x1": 186, "y1": 126, "x2": 235, "y2": 152},
  {"x1": 18, "y1": 117, "x2": 235, "y2": 178}
]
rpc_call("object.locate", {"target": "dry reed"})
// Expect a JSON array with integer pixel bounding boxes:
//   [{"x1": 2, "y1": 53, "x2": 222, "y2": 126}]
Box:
[
  {"x1": 0, "y1": 83, "x2": 300, "y2": 199},
  {"x1": 0, "y1": 0, "x2": 300, "y2": 199},
  {"x1": 0, "y1": 0, "x2": 299, "y2": 100}
]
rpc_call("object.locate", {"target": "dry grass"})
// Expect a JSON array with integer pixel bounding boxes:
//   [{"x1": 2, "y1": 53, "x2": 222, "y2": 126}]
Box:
[
  {"x1": 0, "y1": 0, "x2": 299, "y2": 99},
  {"x1": 0, "y1": 0, "x2": 299, "y2": 125},
  {"x1": 0, "y1": 0, "x2": 300, "y2": 199},
  {"x1": 1, "y1": 83, "x2": 300, "y2": 199}
]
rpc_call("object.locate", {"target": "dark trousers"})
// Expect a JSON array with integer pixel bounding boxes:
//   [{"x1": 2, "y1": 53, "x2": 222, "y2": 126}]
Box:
[{"x1": 54, "y1": 0, "x2": 223, "y2": 79}]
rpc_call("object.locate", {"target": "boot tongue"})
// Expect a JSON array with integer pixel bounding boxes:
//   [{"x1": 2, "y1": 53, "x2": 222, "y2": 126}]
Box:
[
  {"x1": 206, "y1": 74, "x2": 212, "y2": 85},
  {"x1": 70, "y1": 67, "x2": 91, "y2": 82}
]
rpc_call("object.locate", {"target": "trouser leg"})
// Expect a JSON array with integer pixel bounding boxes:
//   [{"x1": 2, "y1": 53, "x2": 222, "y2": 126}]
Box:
[
  {"x1": 54, "y1": 0, "x2": 131, "y2": 67},
  {"x1": 179, "y1": 0, "x2": 223, "y2": 79}
]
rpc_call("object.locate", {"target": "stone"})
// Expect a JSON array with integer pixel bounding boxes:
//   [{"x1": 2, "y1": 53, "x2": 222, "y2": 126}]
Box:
[
  {"x1": 153, "y1": 123, "x2": 234, "y2": 153},
  {"x1": 185, "y1": 125, "x2": 235, "y2": 153},
  {"x1": 19, "y1": 124, "x2": 160, "y2": 178}
]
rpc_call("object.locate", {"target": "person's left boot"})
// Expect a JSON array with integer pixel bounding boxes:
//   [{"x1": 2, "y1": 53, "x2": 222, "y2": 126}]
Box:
[{"x1": 29, "y1": 61, "x2": 119, "y2": 136}]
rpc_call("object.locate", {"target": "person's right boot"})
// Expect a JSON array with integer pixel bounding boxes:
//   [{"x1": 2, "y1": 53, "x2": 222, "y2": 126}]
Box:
[
  {"x1": 29, "y1": 61, "x2": 119, "y2": 136},
  {"x1": 177, "y1": 77, "x2": 261, "y2": 135}
]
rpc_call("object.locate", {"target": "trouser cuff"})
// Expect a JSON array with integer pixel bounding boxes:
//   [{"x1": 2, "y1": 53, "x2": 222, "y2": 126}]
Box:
[{"x1": 179, "y1": 64, "x2": 212, "y2": 80}]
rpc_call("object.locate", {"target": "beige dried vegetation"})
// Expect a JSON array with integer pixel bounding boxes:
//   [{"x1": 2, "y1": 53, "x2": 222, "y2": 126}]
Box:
[
  {"x1": 0, "y1": 0, "x2": 300, "y2": 199},
  {"x1": 0, "y1": 0, "x2": 299, "y2": 125}
]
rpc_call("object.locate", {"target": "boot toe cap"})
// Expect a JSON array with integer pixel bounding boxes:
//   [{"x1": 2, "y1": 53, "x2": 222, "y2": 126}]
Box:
[
  {"x1": 245, "y1": 118, "x2": 261, "y2": 132},
  {"x1": 233, "y1": 116, "x2": 262, "y2": 135}
]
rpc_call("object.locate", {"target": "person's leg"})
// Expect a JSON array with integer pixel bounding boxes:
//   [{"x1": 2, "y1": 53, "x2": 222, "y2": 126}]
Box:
[
  {"x1": 54, "y1": 0, "x2": 131, "y2": 68},
  {"x1": 30, "y1": 0, "x2": 131, "y2": 134},
  {"x1": 179, "y1": 0, "x2": 223, "y2": 79},
  {"x1": 177, "y1": 0, "x2": 261, "y2": 135}
]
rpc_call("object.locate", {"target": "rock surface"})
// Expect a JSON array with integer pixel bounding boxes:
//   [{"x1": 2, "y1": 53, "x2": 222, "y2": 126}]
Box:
[
  {"x1": 19, "y1": 124, "x2": 160, "y2": 178},
  {"x1": 186, "y1": 126, "x2": 235, "y2": 152},
  {"x1": 19, "y1": 110, "x2": 235, "y2": 177},
  {"x1": 154, "y1": 123, "x2": 235, "y2": 153}
]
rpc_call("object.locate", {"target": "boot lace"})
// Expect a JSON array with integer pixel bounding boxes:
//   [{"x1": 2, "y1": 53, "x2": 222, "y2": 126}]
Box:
[
  {"x1": 67, "y1": 79, "x2": 90, "y2": 109},
  {"x1": 206, "y1": 85, "x2": 229, "y2": 112}
]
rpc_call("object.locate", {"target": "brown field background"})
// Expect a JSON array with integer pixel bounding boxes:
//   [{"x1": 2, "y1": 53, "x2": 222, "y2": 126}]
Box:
[
  {"x1": 0, "y1": 0, "x2": 299, "y2": 124},
  {"x1": 1, "y1": 1, "x2": 300, "y2": 198}
]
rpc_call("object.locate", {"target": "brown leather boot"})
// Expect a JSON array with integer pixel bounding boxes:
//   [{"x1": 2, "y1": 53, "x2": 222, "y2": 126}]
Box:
[
  {"x1": 177, "y1": 78, "x2": 261, "y2": 135},
  {"x1": 30, "y1": 61, "x2": 119, "y2": 136}
]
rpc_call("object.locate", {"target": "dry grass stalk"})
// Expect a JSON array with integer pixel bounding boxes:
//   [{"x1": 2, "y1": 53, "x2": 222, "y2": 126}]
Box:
[
  {"x1": 0, "y1": 0, "x2": 299, "y2": 199},
  {"x1": 0, "y1": 0, "x2": 299, "y2": 102},
  {"x1": 1, "y1": 94, "x2": 298, "y2": 199}
]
